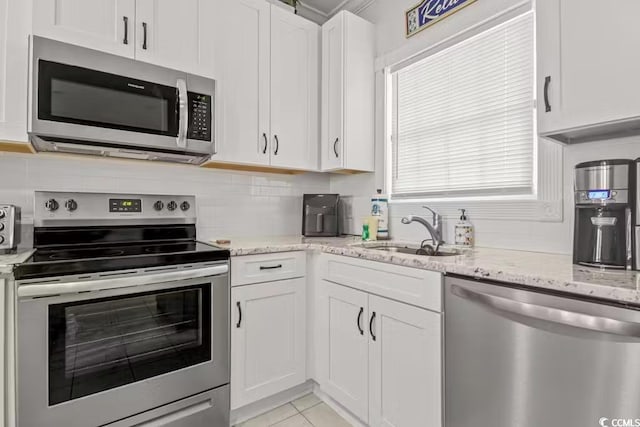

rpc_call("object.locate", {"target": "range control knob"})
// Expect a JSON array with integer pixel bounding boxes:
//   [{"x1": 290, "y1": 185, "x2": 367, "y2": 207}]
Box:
[
  {"x1": 153, "y1": 201, "x2": 165, "y2": 211},
  {"x1": 0, "y1": 210, "x2": 5, "y2": 219},
  {"x1": 45, "y1": 199, "x2": 59, "y2": 212},
  {"x1": 167, "y1": 201, "x2": 178, "y2": 211},
  {"x1": 180, "y1": 201, "x2": 190, "y2": 211},
  {"x1": 0, "y1": 236, "x2": 4, "y2": 245},
  {"x1": 65, "y1": 199, "x2": 78, "y2": 212}
]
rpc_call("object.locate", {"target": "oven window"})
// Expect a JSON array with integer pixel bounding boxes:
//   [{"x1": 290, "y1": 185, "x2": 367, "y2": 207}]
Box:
[
  {"x1": 48, "y1": 284, "x2": 211, "y2": 406},
  {"x1": 38, "y1": 60, "x2": 179, "y2": 137}
]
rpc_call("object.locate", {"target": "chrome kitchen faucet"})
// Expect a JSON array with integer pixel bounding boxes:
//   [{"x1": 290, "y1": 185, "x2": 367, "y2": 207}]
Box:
[{"x1": 401, "y1": 206, "x2": 444, "y2": 252}]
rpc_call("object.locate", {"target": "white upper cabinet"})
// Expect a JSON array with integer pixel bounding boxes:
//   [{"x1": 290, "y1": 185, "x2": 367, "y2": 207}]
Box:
[
  {"x1": 211, "y1": 0, "x2": 270, "y2": 166},
  {"x1": 211, "y1": 1, "x2": 319, "y2": 171},
  {"x1": 32, "y1": 0, "x2": 136, "y2": 58},
  {"x1": 134, "y1": 0, "x2": 214, "y2": 76},
  {"x1": 32, "y1": 0, "x2": 214, "y2": 75},
  {"x1": 0, "y1": 0, "x2": 31, "y2": 143},
  {"x1": 321, "y1": 11, "x2": 374, "y2": 172},
  {"x1": 538, "y1": 0, "x2": 640, "y2": 143},
  {"x1": 270, "y1": 6, "x2": 319, "y2": 170}
]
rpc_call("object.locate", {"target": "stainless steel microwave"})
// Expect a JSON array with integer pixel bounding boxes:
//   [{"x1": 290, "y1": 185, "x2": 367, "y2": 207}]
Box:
[{"x1": 28, "y1": 36, "x2": 215, "y2": 165}]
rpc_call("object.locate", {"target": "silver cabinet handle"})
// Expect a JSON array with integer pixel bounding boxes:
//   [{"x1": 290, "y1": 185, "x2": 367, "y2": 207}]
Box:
[
  {"x1": 451, "y1": 284, "x2": 640, "y2": 338},
  {"x1": 177, "y1": 79, "x2": 188, "y2": 148},
  {"x1": 262, "y1": 133, "x2": 268, "y2": 154},
  {"x1": 333, "y1": 137, "x2": 339, "y2": 158},
  {"x1": 274, "y1": 135, "x2": 279, "y2": 155},
  {"x1": 357, "y1": 307, "x2": 364, "y2": 335}
]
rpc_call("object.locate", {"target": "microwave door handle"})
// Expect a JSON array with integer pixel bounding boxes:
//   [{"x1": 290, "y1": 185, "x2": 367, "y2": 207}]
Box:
[{"x1": 177, "y1": 78, "x2": 188, "y2": 149}]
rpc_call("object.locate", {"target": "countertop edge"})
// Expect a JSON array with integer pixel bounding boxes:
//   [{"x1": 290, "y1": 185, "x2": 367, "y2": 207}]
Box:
[{"x1": 220, "y1": 243, "x2": 640, "y2": 306}]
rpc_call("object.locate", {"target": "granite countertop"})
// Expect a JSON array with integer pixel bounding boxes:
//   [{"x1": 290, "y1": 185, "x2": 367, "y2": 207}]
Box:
[{"x1": 210, "y1": 236, "x2": 640, "y2": 306}]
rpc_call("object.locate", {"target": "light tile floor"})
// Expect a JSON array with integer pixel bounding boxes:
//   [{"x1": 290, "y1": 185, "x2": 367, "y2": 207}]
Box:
[{"x1": 236, "y1": 393, "x2": 352, "y2": 427}]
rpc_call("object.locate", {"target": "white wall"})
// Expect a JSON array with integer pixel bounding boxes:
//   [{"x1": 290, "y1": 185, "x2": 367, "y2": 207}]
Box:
[
  {"x1": 0, "y1": 152, "x2": 330, "y2": 247},
  {"x1": 331, "y1": 0, "x2": 640, "y2": 254},
  {"x1": 362, "y1": 0, "x2": 527, "y2": 67}
]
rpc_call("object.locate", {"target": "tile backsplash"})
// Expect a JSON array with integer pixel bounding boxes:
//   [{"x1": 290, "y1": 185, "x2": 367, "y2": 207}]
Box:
[
  {"x1": 0, "y1": 151, "x2": 330, "y2": 246},
  {"x1": 333, "y1": 136, "x2": 640, "y2": 254}
]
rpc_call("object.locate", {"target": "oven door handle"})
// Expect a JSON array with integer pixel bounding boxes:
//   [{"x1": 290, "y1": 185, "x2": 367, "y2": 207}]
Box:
[
  {"x1": 18, "y1": 264, "x2": 229, "y2": 298},
  {"x1": 177, "y1": 78, "x2": 189, "y2": 149}
]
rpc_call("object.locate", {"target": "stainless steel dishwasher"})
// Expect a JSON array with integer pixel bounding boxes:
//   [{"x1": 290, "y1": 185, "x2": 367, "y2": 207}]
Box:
[{"x1": 445, "y1": 276, "x2": 640, "y2": 427}]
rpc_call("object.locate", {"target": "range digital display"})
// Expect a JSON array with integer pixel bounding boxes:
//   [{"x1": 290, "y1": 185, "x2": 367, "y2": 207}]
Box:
[
  {"x1": 587, "y1": 190, "x2": 611, "y2": 200},
  {"x1": 110, "y1": 199, "x2": 142, "y2": 213}
]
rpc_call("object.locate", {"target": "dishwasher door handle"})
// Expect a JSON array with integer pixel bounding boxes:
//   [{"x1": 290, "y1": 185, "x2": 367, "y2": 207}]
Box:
[{"x1": 451, "y1": 284, "x2": 640, "y2": 338}]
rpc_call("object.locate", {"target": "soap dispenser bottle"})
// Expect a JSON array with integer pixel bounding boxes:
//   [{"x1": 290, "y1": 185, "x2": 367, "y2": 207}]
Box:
[{"x1": 454, "y1": 209, "x2": 474, "y2": 247}]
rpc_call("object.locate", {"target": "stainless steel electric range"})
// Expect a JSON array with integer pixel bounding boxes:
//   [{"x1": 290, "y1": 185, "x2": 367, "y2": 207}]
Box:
[{"x1": 14, "y1": 191, "x2": 230, "y2": 427}]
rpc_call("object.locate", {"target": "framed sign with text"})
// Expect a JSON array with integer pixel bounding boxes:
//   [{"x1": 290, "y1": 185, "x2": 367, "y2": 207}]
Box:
[{"x1": 406, "y1": 0, "x2": 477, "y2": 38}]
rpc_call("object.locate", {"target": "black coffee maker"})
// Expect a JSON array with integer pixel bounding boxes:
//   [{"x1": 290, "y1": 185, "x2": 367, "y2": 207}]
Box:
[{"x1": 573, "y1": 160, "x2": 635, "y2": 270}]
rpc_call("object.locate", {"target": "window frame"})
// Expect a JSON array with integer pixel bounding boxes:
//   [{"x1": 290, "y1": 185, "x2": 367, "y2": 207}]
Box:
[{"x1": 377, "y1": 2, "x2": 563, "y2": 223}]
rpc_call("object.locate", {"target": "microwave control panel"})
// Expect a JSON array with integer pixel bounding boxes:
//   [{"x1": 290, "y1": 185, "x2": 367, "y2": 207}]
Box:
[{"x1": 187, "y1": 92, "x2": 212, "y2": 142}]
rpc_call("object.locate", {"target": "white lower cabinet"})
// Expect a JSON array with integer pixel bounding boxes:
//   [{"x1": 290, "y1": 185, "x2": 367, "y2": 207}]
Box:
[
  {"x1": 229, "y1": 253, "x2": 442, "y2": 427},
  {"x1": 231, "y1": 278, "x2": 306, "y2": 410},
  {"x1": 318, "y1": 278, "x2": 442, "y2": 427},
  {"x1": 318, "y1": 281, "x2": 369, "y2": 422},
  {"x1": 368, "y1": 295, "x2": 442, "y2": 427}
]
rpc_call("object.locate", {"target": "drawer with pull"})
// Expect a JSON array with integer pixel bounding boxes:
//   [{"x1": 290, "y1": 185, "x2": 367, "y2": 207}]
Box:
[{"x1": 231, "y1": 252, "x2": 306, "y2": 286}]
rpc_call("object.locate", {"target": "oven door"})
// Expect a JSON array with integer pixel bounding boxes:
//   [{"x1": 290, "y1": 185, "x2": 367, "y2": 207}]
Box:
[
  {"x1": 17, "y1": 264, "x2": 229, "y2": 427},
  {"x1": 37, "y1": 59, "x2": 180, "y2": 139}
]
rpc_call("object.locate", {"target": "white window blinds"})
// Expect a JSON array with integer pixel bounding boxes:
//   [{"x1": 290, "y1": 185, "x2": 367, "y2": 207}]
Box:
[{"x1": 392, "y1": 12, "x2": 535, "y2": 198}]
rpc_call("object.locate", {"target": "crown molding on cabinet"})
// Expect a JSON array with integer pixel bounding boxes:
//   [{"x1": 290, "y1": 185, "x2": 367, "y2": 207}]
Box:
[
  {"x1": 297, "y1": 1, "x2": 329, "y2": 18},
  {"x1": 298, "y1": 0, "x2": 376, "y2": 20},
  {"x1": 344, "y1": 0, "x2": 377, "y2": 15}
]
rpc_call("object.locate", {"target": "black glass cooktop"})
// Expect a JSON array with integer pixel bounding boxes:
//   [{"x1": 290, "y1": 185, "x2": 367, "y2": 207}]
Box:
[{"x1": 15, "y1": 241, "x2": 229, "y2": 280}]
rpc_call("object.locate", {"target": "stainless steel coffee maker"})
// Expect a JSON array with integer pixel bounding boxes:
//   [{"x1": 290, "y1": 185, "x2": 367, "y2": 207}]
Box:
[{"x1": 573, "y1": 160, "x2": 635, "y2": 270}]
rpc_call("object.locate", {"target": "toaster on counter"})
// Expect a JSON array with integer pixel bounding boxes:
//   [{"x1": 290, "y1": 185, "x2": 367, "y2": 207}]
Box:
[{"x1": 0, "y1": 205, "x2": 21, "y2": 252}]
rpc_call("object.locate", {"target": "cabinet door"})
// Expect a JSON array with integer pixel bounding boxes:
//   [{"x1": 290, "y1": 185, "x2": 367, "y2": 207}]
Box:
[
  {"x1": 269, "y1": 6, "x2": 319, "y2": 170},
  {"x1": 536, "y1": 0, "x2": 562, "y2": 135},
  {"x1": 317, "y1": 280, "x2": 369, "y2": 422},
  {"x1": 539, "y1": 0, "x2": 640, "y2": 134},
  {"x1": 0, "y1": 0, "x2": 31, "y2": 143},
  {"x1": 32, "y1": 0, "x2": 135, "y2": 57},
  {"x1": 211, "y1": 0, "x2": 270, "y2": 165},
  {"x1": 231, "y1": 279, "x2": 306, "y2": 410},
  {"x1": 134, "y1": 0, "x2": 213, "y2": 75},
  {"x1": 368, "y1": 295, "x2": 442, "y2": 427},
  {"x1": 321, "y1": 13, "x2": 344, "y2": 170}
]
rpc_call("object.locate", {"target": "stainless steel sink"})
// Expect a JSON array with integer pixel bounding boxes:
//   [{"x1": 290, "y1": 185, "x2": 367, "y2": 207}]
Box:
[{"x1": 363, "y1": 245, "x2": 461, "y2": 257}]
